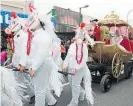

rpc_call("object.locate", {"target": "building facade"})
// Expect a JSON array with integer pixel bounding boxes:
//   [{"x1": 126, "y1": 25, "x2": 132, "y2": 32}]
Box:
[
  {"x1": 1, "y1": 0, "x2": 34, "y2": 14},
  {"x1": 47, "y1": 6, "x2": 93, "y2": 32}
]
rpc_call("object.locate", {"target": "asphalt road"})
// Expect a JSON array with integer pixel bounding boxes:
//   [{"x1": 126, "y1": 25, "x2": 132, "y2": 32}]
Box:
[{"x1": 27, "y1": 75, "x2": 133, "y2": 106}]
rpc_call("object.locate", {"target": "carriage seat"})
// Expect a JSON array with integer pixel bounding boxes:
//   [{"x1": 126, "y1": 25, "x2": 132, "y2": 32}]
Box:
[
  {"x1": 120, "y1": 37, "x2": 133, "y2": 53},
  {"x1": 105, "y1": 37, "x2": 133, "y2": 53}
]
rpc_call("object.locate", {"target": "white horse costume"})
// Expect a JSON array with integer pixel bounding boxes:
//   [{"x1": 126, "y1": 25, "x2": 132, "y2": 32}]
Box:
[
  {"x1": 1, "y1": 66, "x2": 28, "y2": 106},
  {"x1": 50, "y1": 38, "x2": 66, "y2": 97},
  {"x1": 43, "y1": 14, "x2": 65, "y2": 97},
  {"x1": 27, "y1": 3, "x2": 65, "y2": 98},
  {"x1": 5, "y1": 12, "x2": 34, "y2": 103},
  {"x1": 25, "y1": 3, "x2": 57, "y2": 106},
  {"x1": 63, "y1": 22, "x2": 95, "y2": 106},
  {"x1": 75, "y1": 22, "x2": 95, "y2": 46}
]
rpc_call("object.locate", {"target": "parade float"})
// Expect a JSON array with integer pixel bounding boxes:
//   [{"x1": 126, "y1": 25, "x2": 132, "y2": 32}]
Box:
[{"x1": 88, "y1": 11, "x2": 133, "y2": 92}]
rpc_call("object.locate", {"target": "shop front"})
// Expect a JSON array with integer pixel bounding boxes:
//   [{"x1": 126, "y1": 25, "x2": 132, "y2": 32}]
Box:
[{"x1": 0, "y1": 10, "x2": 28, "y2": 30}]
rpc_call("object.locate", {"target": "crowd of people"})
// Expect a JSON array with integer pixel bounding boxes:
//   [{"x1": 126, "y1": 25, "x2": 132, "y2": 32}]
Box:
[{"x1": 60, "y1": 39, "x2": 74, "y2": 60}]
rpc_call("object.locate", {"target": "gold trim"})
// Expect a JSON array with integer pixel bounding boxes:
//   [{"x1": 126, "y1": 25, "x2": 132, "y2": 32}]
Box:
[
  {"x1": 104, "y1": 11, "x2": 119, "y2": 20},
  {"x1": 99, "y1": 11, "x2": 133, "y2": 29}
]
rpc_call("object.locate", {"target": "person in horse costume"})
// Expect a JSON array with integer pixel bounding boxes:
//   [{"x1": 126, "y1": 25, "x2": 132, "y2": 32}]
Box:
[
  {"x1": 25, "y1": 3, "x2": 59, "y2": 106},
  {"x1": 62, "y1": 22, "x2": 95, "y2": 106},
  {"x1": 5, "y1": 12, "x2": 35, "y2": 104}
]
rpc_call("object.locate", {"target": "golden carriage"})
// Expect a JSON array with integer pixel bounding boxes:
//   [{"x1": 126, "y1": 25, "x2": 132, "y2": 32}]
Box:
[{"x1": 88, "y1": 11, "x2": 133, "y2": 92}]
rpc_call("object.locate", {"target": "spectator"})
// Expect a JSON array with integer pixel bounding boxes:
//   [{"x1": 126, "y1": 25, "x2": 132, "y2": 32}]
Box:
[
  {"x1": 0, "y1": 33, "x2": 8, "y2": 65},
  {"x1": 71, "y1": 37, "x2": 75, "y2": 43},
  {"x1": 0, "y1": 50, "x2": 7, "y2": 66},
  {"x1": 1, "y1": 36, "x2": 7, "y2": 51},
  {"x1": 111, "y1": 30, "x2": 123, "y2": 44},
  {"x1": 65, "y1": 40, "x2": 71, "y2": 53},
  {"x1": 61, "y1": 41, "x2": 66, "y2": 60}
]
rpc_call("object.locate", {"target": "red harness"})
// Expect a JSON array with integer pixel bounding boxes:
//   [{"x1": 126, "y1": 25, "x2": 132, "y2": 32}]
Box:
[
  {"x1": 7, "y1": 29, "x2": 33, "y2": 55},
  {"x1": 8, "y1": 23, "x2": 19, "y2": 31},
  {"x1": 7, "y1": 23, "x2": 19, "y2": 53},
  {"x1": 75, "y1": 43, "x2": 83, "y2": 64},
  {"x1": 27, "y1": 29, "x2": 33, "y2": 55},
  {"x1": 8, "y1": 33, "x2": 15, "y2": 53}
]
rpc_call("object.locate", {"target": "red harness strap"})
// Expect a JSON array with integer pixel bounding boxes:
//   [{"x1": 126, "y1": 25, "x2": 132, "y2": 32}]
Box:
[
  {"x1": 8, "y1": 23, "x2": 19, "y2": 31},
  {"x1": 27, "y1": 29, "x2": 33, "y2": 55},
  {"x1": 7, "y1": 29, "x2": 32, "y2": 55},
  {"x1": 75, "y1": 43, "x2": 83, "y2": 64},
  {"x1": 8, "y1": 33, "x2": 15, "y2": 53}
]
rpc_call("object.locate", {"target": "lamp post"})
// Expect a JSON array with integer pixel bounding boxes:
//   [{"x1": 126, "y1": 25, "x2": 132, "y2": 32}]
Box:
[
  {"x1": 79, "y1": 5, "x2": 89, "y2": 26},
  {"x1": 127, "y1": 9, "x2": 133, "y2": 24}
]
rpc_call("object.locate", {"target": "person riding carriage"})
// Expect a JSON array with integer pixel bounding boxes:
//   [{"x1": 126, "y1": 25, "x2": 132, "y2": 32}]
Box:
[{"x1": 96, "y1": 11, "x2": 133, "y2": 53}]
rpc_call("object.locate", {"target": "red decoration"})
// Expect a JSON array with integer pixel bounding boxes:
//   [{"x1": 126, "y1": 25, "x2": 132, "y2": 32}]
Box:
[
  {"x1": 94, "y1": 25, "x2": 100, "y2": 41},
  {"x1": 120, "y1": 38, "x2": 133, "y2": 53},
  {"x1": 27, "y1": 29, "x2": 33, "y2": 55},
  {"x1": 8, "y1": 33, "x2": 15, "y2": 53},
  {"x1": 75, "y1": 43, "x2": 83, "y2": 64},
  {"x1": 80, "y1": 22, "x2": 86, "y2": 29},
  {"x1": 105, "y1": 40, "x2": 110, "y2": 44},
  {"x1": 11, "y1": 12, "x2": 17, "y2": 19},
  {"x1": 29, "y1": 3, "x2": 36, "y2": 12},
  {"x1": 105, "y1": 38, "x2": 133, "y2": 53}
]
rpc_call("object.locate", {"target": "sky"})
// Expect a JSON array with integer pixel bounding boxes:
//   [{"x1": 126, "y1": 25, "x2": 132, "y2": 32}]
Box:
[{"x1": 34, "y1": 0, "x2": 133, "y2": 25}]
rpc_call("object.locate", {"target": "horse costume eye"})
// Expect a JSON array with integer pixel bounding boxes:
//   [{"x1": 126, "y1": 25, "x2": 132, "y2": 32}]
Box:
[
  {"x1": 12, "y1": 21, "x2": 15, "y2": 24},
  {"x1": 17, "y1": 34, "x2": 20, "y2": 37}
]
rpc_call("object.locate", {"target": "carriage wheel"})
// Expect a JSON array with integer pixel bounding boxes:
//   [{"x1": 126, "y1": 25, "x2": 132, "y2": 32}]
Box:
[
  {"x1": 112, "y1": 53, "x2": 123, "y2": 78},
  {"x1": 100, "y1": 75, "x2": 112, "y2": 92},
  {"x1": 124, "y1": 61, "x2": 133, "y2": 79}
]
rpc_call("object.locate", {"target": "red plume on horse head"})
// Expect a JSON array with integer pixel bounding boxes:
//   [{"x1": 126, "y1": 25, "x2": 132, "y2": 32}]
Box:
[
  {"x1": 11, "y1": 12, "x2": 17, "y2": 19},
  {"x1": 29, "y1": 3, "x2": 36, "y2": 12},
  {"x1": 80, "y1": 22, "x2": 86, "y2": 29}
]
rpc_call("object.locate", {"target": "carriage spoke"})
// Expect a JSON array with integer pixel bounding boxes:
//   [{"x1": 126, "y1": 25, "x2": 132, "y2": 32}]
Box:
[{"x1": 112, "y1": 53, "x2": 123, "y2": 78}]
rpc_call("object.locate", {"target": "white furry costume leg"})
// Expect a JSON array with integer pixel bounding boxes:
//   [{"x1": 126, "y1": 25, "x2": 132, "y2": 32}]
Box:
[
  {"x1": 1, "y1": 91, "x2": 13, "y2": 106},
  {"x1": 67, "y1": 67, "x2": 87, "y2": 106},
  {"x1": 1, "y1": 66, "x2": 29, "y2": 106},
  {"x1": 49, "y1": 59, "x2": 64, "y2": 97},
  {"x1": 84, "y1": 65, "x2": 94, "y2": 105},
  {"x1": 67, "y1": 65, "x2": 94, "y2": 106}
]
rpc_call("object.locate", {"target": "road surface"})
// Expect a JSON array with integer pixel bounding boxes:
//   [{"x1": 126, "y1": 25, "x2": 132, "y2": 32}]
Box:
[{"x1": 27, "y1": 75, "x2": 133, "y2": 106}]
